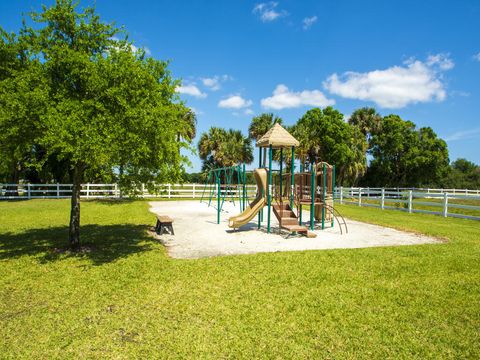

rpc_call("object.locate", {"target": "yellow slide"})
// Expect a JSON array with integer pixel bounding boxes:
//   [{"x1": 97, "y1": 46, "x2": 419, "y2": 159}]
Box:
[{"x1": 228, "y1": 168, "x2": 268, "y2": 228}]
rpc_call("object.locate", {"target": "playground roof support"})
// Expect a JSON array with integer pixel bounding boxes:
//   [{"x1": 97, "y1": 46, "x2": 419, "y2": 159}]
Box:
[{"x1": 256, "y1": 123, "x2": 299, "y2": 234}]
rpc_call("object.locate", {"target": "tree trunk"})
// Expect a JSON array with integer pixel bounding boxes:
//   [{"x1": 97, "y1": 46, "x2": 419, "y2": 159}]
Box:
[
  {"x1": 69, "y1": 164, "x2": 84, "y2": 247},
  {"x1": 7, "y1": 160, "x2": 20, "y2": 197}
]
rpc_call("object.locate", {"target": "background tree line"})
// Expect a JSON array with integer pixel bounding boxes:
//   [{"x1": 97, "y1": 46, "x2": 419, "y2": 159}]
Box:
[{"x1": 196, "y1": 109, "x2": 479, "y2": 189}]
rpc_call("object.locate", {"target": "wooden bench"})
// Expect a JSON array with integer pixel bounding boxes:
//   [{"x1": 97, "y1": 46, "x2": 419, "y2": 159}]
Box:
[{"x1": 155, "y1": 215, "x2": 174, "y2": 235}]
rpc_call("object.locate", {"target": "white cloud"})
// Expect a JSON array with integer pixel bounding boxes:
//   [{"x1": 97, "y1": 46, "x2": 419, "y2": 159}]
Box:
[
  {"x1": 218, "y1": 95, "x2": 253, "y2": 109},
  {"x1": 261, "y1": 84, "x2": 335, "y2": 110},
  {"x1": 177, "y1": 84, "x2": 207, "y2": 98},
  {"x1": 473, "y1": 52, "x2": 480, "y2": 62},
  {"x1": 302, "y1": 16, "x2": 317, "y2": 30},
  {"x1": 323, "y1": 54, "x2": 454, "y2": 108},
  {"x1": 201, "y1": 75, "x2": 232, "y2": 91},
  {"x1": 426, "y1": 53, "x2": 454, "y2": 70},
  {"x1": 244, "y1": 108, "x2": 254, "y2": 116},
  {"x1": 202, "y1": 77, "x2": 220, "y2": 91},
  {"x1": 253, "y1": 2, "x2": 287, "y2": 22},
  {"x1": 444, "y1": 128, "x2": 480, "y2": 142}
]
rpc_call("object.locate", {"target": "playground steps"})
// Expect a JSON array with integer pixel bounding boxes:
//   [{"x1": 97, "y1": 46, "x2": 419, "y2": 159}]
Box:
[{"x1": 273, "y1": 204, "x2": 317, "y2": 238}]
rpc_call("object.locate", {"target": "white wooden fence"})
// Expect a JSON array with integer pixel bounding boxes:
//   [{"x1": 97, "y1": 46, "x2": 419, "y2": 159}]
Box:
[
  {"x1": 1, "y1": 183, "x2": 479, "y2": 221},
  {"x1": 336, "y1": 187, "x2": 480, "y2": 221},
  {"x1": 0, "y1": 183, "x2": 258, "y2": 200}
]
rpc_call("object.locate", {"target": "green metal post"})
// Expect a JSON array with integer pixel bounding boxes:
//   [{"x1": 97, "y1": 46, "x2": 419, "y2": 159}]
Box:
[
  {"x1": 299, "y1": 156, "x2": 303, "y2": 225},
  {"x1": 200, "y1": 171, "x2": 212, "y2": 204},
  {"x1": 267, "y1": 145, "x2": 273, "y2": 233},
  {"x1": 310, "y1": 162, "x2": 315, "y2": 230},
  {"x1": 258, "y1": 147, "x2": 262, "y2": 229},
  {"x1": 331, "y1": 165, "x2": 336, "y2": 228},
  {"x1": 242, "y1": 163, "x2": 246, "y2": 212},
  {"x1": 290, "y1": 146, "x2": 294, "y2": 209},
  {"x1": 217, "y1": 175, "x2": 221, "y2": 224},
  {"x1": 279, "y1": 148, "x2": 283, "y2": 203},
  {"x1": 236, "y1": 165, "x2": 242, "y2": 212},
  {"x1": 220, "y1": 168, "x2": 227, "y2": 211},
  {"x1": 208, "y1": 170, "x2": 216, "y2": 207},
  {"x1": 322, "y1": 163, "x2": 326, "y2": 230}
]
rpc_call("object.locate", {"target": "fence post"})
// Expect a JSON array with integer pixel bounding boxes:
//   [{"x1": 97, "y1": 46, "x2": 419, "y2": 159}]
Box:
[
  {"x1": 168, "y1": 184, "x2": 171, "y2": 199},
  {"x1": 27, "y1": 184, "x2": 31, "y2": 199},
  {"x1": 141, "y1": 183, "x2": 145, "y2": 198},
  {"x1": 57, "y1": 183, "x2": 60, "y2": 198},
  {"x1": 408, "y1": 190, "x2": 412, "y2": 213},
  {"x1": 381, "y1": 188, "x2": 385, "y2": 210},
  {"x1": 193, "y1": 183, "x2": 196, "y2": 199},
  {"x1": 443, "y1": 193, "x2": 448, "y2": 217},
  {"x1": 339, "y1": 186, "x2": 343, "y2": 204},
  {"x1": 358, "y1": 188, "x2": 362, "y2": 207},
  {"x1": 114, "y1": 183, "x2": 118, "y2": 198},
  {"x1": 86, "y1": 183, "x2": 90, "y2": 199},
  {"x1": 367, "y1": 187, "x2": 370, "y2": 198}
]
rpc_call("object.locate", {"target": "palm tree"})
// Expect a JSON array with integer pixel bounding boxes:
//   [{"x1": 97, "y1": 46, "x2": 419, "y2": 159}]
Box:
[
  {"x1": 291, "y1": 116, "x2": 320, "y2": 169},
  {"x1": 177, "y1": 107, "x2": 197, "y2": 143},
  {"x1": 220, "y1": 130, "x2": 254, "y2": 167},
  {"x1": 344, "y1": 126, "x2": 368, "y2": 185},
  {"x1": 248, "y1": 113, "x2": 282, "y2": 167},
  {"x1": 348, "y1": 107, "x2": 382, "y2": 144},
  {"x1": 248, "y1": 113, "x2": 283, "y2": 140},
  {"x1": 198, "y1": 127, "x2": 253, "y2": 172}
]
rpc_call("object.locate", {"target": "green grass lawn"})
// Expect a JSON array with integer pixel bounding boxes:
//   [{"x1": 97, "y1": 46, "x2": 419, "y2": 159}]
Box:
[{"x1": 1, "y1": 200, "x2": 479, "y2": 358}]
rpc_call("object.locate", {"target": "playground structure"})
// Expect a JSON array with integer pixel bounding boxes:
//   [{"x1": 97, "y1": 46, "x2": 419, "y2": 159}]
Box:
[
  {"x1": 201, "y1": 123, "x2": 348, "y2": 236},
  {"x1": 200, "y1": 164, "x2": 248, "y2": 224}
]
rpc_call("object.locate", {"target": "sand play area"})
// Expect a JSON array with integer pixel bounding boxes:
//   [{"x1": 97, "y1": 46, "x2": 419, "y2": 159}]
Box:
[{"x1": 148, "y1": 201, "x2": 440, "y2": 259}]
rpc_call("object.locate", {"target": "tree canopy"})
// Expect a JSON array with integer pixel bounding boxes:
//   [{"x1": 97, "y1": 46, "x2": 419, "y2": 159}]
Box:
[
  {"x1": 365, "y1": 115, "x2": 449, "y2": 187},
  {"x1": 0, "y1": 0, "x2": 193, "y2": 245},
  {"x1": 198, "y1": 127, "x2": 253, "y2": 172},
  {"x1": 291, "y1": 107, "x2": 367, "y2": 184}
]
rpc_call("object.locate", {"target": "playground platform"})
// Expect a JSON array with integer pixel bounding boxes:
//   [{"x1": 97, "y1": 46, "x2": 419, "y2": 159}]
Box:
[{"x1": 148, "y1": 201, "x2": 441, "y2": 259}]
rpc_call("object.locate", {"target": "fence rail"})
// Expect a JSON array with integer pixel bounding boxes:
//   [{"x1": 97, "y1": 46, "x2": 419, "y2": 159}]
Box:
[
  {"x1": 0, "y1": 183, "x2": 258, "y2": 200},
  {"x1": 335, "y1": 187, "x2": 480, "y2": 221},
  {"x1": 2, "y1": 183, "x2": 479, "y2": 221}
]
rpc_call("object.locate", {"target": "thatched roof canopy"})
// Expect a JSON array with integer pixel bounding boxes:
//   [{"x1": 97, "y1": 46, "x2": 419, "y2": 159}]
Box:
[{"x1": 256, "y1": 123, "x2": 299, "y2": 148}]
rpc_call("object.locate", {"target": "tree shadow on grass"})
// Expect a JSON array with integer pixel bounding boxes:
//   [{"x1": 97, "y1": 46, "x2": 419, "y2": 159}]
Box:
[
  {"x1": 83, "y1": 198, "x2": 138, "y2": 205},
  {"x1": 0, "y1": 224, "x2": 159, "y2": 265}
]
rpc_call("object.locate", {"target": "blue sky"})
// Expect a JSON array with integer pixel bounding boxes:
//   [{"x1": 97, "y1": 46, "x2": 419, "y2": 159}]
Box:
[{"x1": 2, "y1": 0, "x2": 480, "y2": 172}]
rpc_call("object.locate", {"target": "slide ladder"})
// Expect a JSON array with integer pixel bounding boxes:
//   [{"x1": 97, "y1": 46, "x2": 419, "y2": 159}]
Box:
[{"x1": 273, "y1": 203, "x2": 317, "y2": 238}]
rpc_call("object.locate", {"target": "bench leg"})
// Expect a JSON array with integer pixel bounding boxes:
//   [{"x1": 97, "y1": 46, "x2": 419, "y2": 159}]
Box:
[{"x1": 156, "y1": 221, "x2": 174, "y2": 235}]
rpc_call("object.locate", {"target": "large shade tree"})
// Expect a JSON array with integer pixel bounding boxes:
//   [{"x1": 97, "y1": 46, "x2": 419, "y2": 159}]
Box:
[
  {"x1": 442, "y1": 158, "x2": 480, "y2": 189},
  {"x1": 292, "y1": 107, "x2": 367, "y2": 184},
  {"x1": 367, "y1": 115, "x2": 449, "y2": 187},
  {"x1": 15, "y1": 0, "x2": 191, "y2": 246}
]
